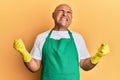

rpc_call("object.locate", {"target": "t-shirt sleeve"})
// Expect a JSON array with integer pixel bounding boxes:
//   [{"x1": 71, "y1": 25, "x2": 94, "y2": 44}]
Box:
[
  {"x1": 30, "y1": 36, "x2": 42, "y2": 60},
  {"x1": 30, "y1": 30, "x2": 50, "y2": 60},
  {"x1": 73, "y1": 32, "x2": 90, "y2": 62}
]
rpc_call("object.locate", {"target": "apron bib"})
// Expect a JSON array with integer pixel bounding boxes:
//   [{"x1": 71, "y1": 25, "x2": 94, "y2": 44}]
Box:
[{"x1": 41, "y1": 29, "x2": 80, "y2": 80}]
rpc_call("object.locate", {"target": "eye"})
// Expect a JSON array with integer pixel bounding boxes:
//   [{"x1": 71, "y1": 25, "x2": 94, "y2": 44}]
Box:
[{"x1": 67, "y1": 11, "x2": 72, "y2": 14}]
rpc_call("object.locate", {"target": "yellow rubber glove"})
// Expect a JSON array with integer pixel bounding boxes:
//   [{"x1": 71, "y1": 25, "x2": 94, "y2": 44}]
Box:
[
  {"x1": 91, "y1": 43, "x2": 110, "y2": 64},
  {"x1": 13, "y1": 38, "x2": 32, "y2": 62}
]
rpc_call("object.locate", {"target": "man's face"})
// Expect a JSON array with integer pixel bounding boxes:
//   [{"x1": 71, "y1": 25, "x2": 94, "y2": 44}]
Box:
[{"x1": 53, "y1": 4, "x2": 72, "y2": 28}]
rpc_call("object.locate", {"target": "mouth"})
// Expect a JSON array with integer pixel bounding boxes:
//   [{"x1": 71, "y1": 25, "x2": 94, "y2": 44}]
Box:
[{"x1": 60, "y1": 17, "x2": 69, "y2": 21}]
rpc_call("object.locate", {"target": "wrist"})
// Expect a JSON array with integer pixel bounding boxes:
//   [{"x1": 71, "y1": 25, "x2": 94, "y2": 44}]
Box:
[
  {"x1": 91, "y1": 53, "x2": 101, "y2": 64},
  {"x1": 96, "y1": 51, "x2": 104, "y2": 57},
  {"x1": 20, "y1": 50, "x2": 32, "y2": 62}
]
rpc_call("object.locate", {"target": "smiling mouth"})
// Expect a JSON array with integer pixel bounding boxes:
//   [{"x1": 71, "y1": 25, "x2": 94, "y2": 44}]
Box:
[{"x1": 60, "y1": 17, "x2": 68, "y2": 21}]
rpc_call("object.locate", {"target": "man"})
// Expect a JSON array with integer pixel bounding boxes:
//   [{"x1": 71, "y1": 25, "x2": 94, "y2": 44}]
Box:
[{"x1": 13, "y1": 4, "x2": 110, "y2": 80}]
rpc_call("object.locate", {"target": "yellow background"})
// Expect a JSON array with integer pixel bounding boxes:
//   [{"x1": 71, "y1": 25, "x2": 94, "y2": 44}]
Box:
[{"x1": 0, "y1": 0, "x2": 120, "y2": 80}]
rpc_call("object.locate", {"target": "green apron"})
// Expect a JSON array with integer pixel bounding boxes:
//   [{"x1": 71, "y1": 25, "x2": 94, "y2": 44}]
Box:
[{"x1": 41, "y1": 29, "x2": 80, "y2": 80}]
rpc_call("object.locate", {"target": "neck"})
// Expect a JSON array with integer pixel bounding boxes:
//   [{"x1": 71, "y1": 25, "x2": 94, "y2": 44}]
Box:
[{"x1": 53, "y1": 25, "x2": 68, "y2": 31}]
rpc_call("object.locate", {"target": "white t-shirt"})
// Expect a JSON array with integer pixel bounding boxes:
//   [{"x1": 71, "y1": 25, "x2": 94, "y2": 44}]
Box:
[{"x1": 30, "y1": 30, "x2": 90, "y2": 62}]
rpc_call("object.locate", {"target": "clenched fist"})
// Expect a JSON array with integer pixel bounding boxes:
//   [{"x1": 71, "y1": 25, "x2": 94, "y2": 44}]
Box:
[
  {"x1": 13, "y1": 38, "x2": 32, "y2": 62},
  {"x1": 91, "y1": 43, "x2": 110, "y2": 64},
  {"x1": 13, "y1": 38, "x2": 26, "y2": 53},
  {"x1": 97, "y1": 43, "x2": 110, "y2": 57}
]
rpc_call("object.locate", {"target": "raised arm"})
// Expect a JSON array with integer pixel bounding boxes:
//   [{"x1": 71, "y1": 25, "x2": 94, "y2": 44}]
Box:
[
  {"x1": 13, "y1": 38, "x2": 41, "y2": 72},
  {"x1": 80, "y1": 43, "x2": 110, "y2": 71}
]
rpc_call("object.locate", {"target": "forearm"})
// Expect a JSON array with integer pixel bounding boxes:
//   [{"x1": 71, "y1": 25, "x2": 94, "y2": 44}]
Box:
[
  {"x1": 80, "y1": 58, "x2": 97, "y2": 71},
  {"x1": 24, "y1": 58, "x2": 41, "y2": 72},
  {"x1": 13, "y1": 38, "x2": 41, "y2": 72},
  {"x1": 80, "y1": 43, "x2": 110, "y2": 71},
  {"x1": 19, "y1": 50, "x2": 41, "y2": 72}
]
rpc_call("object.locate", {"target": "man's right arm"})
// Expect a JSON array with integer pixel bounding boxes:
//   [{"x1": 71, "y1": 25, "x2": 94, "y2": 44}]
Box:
[
  {"x1": 25, "y1": 58, "x2": 41, "y2": 72},
  {"x1": 13, "y1": 38, "x2": 41, "y2": 72}
]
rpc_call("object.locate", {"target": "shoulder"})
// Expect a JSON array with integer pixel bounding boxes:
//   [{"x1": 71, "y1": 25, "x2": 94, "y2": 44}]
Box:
[
  {"x1": 35, "y1": 30, "x2": 51, "y2": 42},
  {"x1": 37, "y1": 30, "x2": 50, "y2": 38},
  {"x1": 70, "y1": 30, "x2": 83, "y2": 39}
]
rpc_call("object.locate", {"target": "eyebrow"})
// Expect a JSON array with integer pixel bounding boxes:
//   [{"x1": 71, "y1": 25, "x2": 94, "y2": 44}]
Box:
[{"x1": 58, "y1": 9, "x2": 72, "y2": 13}]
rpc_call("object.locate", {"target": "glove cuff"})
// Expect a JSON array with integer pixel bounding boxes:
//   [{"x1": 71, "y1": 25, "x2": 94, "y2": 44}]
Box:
[
  {"x1": 21, "y1": 50, "x2": 32, "y2": 62},
  {"x1": 91, "y1": 53, "x2": 101, "y2": 64}
]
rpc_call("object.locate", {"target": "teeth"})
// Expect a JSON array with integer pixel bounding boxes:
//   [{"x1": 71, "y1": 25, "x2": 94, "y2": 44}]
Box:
[
  {"x1": 61, "y1": 18, "x2": 68, "y2": 21},
  {"x1": 62, "y1": 18, "x2": 66, "y2": 21}
]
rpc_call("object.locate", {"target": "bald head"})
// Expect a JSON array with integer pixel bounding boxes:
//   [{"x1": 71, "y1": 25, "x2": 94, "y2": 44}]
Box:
[
  {"x1": 52, "y1": 4, "x2": 73, "y2": 30},
  {"x1": 54, "y1": 4, "x2": 72, "y2": 12}
]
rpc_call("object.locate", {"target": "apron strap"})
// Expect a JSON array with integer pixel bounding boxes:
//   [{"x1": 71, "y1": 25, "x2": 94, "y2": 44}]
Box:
[
  {"x1": 46, "y1": 29, "x2": 53, "y2": 39},
  {"x1": 67, "y1": 29, "x2": 73, "y2": 39}
]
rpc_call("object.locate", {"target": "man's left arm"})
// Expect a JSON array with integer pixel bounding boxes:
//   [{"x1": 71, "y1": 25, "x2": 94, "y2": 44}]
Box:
[{"x1": 80, "y1": 43, "x2": 110, "y2": 71}]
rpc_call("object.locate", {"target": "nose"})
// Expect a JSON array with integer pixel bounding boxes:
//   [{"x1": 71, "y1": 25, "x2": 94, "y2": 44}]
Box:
[{"x1": 63, "y1": 11, "x2": 67, "y2": 16}]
